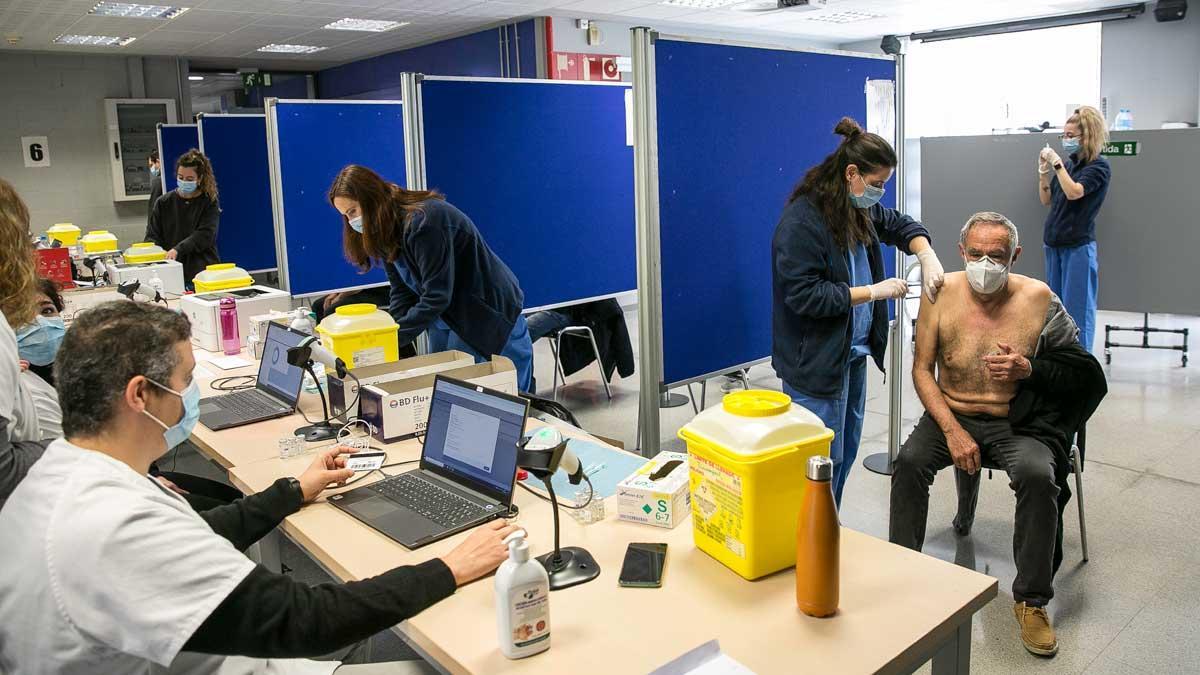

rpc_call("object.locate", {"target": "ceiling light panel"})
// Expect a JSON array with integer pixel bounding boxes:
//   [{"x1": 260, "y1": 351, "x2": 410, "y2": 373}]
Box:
[
  {"x1": 323, "y1": 18, "x2": 410, "y2": 32},
  {"x1": 54, "y1": 34, "x2": 137, "y2": 46},
  {"x1": 660, "y1": 0, "x2": 745, "y2": 9},
  {"x1": 257, "y1": 43, "x2": 327, "y2": 54},
  {"x1": 803, "y1": 10, "x2": 883, "y2": 23},
  {"x1": 89, "y1": 2, "x2": 190, "y2": 19}
]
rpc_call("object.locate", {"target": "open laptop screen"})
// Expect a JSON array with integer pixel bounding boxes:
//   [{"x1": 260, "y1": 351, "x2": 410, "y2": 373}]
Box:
[
  {"x1": 421, "y1": 376, "x2": 528, "y2": 503},
  {"x1": 257, "y1": 322, "x2": 307, "y2": 404}
]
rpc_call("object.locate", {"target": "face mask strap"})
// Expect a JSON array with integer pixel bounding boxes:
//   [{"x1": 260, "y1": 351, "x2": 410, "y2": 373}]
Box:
[{"x1": 142, "y1": 377, "x2": 185, "y2": 429}]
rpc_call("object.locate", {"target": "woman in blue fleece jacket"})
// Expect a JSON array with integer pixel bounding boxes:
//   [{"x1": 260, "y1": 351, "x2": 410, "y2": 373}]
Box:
[{"x1": 771, "y1": 117, "x2": 941, "y2": 506}]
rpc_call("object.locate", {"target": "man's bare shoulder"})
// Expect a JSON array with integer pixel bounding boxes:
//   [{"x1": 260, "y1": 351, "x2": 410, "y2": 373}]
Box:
[{"x1": 1009, "y1": 274, "x2": 1052, "y2": 301}]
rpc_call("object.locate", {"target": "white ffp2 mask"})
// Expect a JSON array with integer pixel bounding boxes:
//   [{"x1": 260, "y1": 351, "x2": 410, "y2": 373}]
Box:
[{"x1": 965, "y1": 256, "x2": 1009, "y2": 294}]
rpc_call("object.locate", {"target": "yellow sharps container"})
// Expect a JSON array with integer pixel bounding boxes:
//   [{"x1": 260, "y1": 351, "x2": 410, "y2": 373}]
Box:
[
  {"x1": 192, "y1": 263, "x2": 253, "y2": 293},
  {"x1": 679, "y1": 390, "x2": 833, "y2": 580},
  {"x1": 316, "y1": 304, "x2": 400, "y2": 369}
]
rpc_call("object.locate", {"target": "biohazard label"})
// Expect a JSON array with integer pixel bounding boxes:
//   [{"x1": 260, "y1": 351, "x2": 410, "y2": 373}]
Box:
[{"x1": 689, "y1": 454, "x2": 746, "y2": 559}]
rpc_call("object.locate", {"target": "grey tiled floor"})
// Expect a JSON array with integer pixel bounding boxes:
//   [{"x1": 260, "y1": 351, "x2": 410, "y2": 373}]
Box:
[
  {"x1": 176, "y1": 308, "x2": 1200, "y2": 672},
  {"x1": 538, "y1": 308, "x2": 1200, "y2": 674}
]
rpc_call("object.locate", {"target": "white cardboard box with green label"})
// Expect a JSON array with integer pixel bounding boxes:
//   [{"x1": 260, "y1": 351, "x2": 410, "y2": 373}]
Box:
[{"x1": 617, "y1": 451, "x2": 690, "y2": 529}]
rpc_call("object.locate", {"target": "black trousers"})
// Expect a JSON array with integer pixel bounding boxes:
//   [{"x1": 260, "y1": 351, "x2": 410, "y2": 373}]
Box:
[{"x1": 890, "y1": 412, "x2": 1060, "y2": 606}]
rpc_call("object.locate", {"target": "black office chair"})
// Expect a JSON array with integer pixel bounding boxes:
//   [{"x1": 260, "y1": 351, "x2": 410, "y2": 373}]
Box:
[{"x1": 952, "y1": 428, "x2": 1089, "y2": 562}]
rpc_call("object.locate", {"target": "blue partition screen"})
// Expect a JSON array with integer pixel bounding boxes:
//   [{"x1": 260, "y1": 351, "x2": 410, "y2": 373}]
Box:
[
  {"x1": 421, "y1": 78, "x2": 635, "y2": 310},
  {"x1": 198, "y1": 115, "x2": 276, "y2": 271},
  {"x1": 157, "y1": 124, "x2": 198, "y2": 194},
  {"x1": 272, "y1": 101, "x2": 405, "y2": 296},
  {"x1": 655, "y1": 39, "x2": 896, "y2": 386}
]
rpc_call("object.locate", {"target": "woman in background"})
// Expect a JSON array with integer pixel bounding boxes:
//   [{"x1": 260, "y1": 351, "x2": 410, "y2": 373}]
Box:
[
  {"x1": 328, "y1": 165, "x2": 534, "y2": 392},
  {"x1": 1037, "y1": 106, "x2": 1111, "y2": 352},
  {"x1": 147, "y1": 149, "x2": 221, "y2": 287}
]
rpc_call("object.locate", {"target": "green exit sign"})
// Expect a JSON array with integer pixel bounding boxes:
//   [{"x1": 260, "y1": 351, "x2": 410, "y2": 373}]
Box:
[
  {"x1": 240, "y1": 72, "x2": 272, "y2": 89},
  {"x1": 1102, "y1": 141, "x2": 1140, "y2": 157}
]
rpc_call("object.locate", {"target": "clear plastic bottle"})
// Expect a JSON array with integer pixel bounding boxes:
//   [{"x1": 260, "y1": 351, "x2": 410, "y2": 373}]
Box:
[
  {"x1": 219, "y1": 297, "x2": 241, "y2": 355},
  {"x1": 796, "y1": 455, "x2": 839, "y2": 618},
  {"x1": 1114, "y1": 108, "x2": 1133, "y2": 131},
  {"x1": 148, "y1": 272, "x2": 164, "y2": 296}
]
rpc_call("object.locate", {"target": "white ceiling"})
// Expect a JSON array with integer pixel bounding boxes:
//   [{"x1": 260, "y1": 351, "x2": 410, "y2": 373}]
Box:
[{"x1": 0, "y1": 0, "x2": 1139, "y2": 70}]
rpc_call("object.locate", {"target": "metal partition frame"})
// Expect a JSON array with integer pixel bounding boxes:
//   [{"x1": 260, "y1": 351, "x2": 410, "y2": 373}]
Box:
[
  {"x1": 631, "y1": 28, "x2": 907, "y2": 458},
  {"x1": 265, "y1": 97, "x2": 402, "y2": 297}
]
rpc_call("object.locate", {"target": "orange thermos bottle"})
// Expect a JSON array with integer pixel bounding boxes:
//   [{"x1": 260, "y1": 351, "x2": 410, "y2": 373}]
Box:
[{"x1": 796, "y1": 455, "x2": 839, "y2": 617}]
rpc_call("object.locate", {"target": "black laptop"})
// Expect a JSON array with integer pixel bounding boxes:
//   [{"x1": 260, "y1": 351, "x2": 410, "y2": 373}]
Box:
[
  {"x1": 329, "y1": 375, "x2": 529, "y2": 549},
  {"x1": 198, "y1": 322, "x2": 307, "y2": 431}
]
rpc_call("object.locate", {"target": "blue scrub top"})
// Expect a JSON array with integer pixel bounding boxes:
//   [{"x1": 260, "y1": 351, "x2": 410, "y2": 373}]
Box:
[
  {"x1": 846, "y1": 243, "x2": 872, "y2": 358},
  {"x1": 1044, "y1": 153, "x2": 1111, "y2": 248}
]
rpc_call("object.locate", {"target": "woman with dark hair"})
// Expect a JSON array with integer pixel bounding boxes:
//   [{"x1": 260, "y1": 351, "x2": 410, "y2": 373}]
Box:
[
  {"x1": 772, "y1": 117, "x2": 943, "y2": 506},
  {"x1": 18, "y1": 277, "x2": 65, "y2": 387},
  {"x1": 146, "y1": 148, "x2": 221, "y2": 287},
  {"x1": 328, "y1": 165, "x2": 534, "y2": 392}
]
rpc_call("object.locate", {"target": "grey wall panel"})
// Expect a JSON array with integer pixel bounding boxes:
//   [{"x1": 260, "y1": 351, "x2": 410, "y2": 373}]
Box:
[{"x1": 919, "y1": 129, "x2": 1200, "y2": 316}]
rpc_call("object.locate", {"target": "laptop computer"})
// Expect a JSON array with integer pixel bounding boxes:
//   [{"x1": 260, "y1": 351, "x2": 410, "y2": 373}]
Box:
[
  {"x1": 328, "y1": 375, "x2": 529, "y2": 550},
  {"x1": 198, "y1": 321, "x2": 307, "y2": 431}
]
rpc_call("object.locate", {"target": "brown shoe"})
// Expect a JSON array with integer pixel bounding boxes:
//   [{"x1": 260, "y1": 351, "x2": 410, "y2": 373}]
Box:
[{"x1": 1013, "y1": 602, "x2": 1059, "y2": 656}]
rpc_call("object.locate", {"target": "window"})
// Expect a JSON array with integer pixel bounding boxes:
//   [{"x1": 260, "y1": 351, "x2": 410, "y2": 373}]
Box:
[{"x1": 905, "y1": 23, "x2": 1102, "y2": 137}]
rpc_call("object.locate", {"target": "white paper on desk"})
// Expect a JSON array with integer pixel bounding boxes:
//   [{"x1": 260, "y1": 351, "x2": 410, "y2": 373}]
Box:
[
  {"x1": 209, "y1": 355, "x2": 254, "y2": 370},
  {"x1": 650, "y1": 640, "x2": 756, "y2": 675},
  {"x1": 192, "y1": 363, "x2": 217, "y2": 380}
]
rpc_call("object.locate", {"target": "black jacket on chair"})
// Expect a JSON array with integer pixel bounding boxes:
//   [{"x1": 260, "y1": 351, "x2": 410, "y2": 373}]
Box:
[
  {"x1": 558, "y1": 299, "x2": 635, "y2": 382},
  {"x1": 1010, "y1": 341, "x2": 1107, "y2": 575}
]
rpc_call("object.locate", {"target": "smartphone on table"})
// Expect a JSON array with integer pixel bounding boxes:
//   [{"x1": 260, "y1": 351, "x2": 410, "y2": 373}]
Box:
[{"x1": 619, "y1": 542, "x2": 668, "y2": 588}]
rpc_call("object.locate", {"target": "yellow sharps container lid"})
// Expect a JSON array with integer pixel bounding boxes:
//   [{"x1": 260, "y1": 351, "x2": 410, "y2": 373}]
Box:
[
  {"x1": 722, "y1": 390, "x2": 792, "y2": 417},
  {"x1": 334, "y1": 303, "x2": 378, "y2": 316}
]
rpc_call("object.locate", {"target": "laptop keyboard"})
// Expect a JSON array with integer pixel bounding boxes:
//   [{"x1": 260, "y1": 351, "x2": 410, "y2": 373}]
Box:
[
  {"x1": 369, "y1": 473, "x2": 490, "y2": 529},
  {"x1": 210, "y1": 390, "x2": 286, "y2": 417}
]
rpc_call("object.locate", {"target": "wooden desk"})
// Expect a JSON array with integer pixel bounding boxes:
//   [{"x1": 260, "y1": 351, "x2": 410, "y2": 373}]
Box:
[
  {"x1": 229, "y1": 431, "x2": 997, "y2": 675},
  {"x1": 187, "y1": 347, "x2": 334, "y2": 469}
]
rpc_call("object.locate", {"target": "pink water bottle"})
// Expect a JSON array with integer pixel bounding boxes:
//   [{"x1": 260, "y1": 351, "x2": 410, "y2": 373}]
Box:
[{"x1": 219, "y1": 297, "x2": 240, "y2": 355}]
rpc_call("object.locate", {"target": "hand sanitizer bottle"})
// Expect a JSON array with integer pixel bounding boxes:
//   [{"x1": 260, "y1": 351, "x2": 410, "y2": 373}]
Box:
[{"x1": 495, "y1": 530, "x2": 550, "y2": 659}]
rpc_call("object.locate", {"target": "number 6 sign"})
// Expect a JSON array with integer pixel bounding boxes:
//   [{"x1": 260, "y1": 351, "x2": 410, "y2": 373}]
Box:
[{"x1": 21, "y1": 136, "x2": 50, "y2": 168}]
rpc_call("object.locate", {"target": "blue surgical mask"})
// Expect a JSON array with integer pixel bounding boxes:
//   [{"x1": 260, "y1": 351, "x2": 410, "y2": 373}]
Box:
[
  {"x1": 144, "y1": 378, "x2": 200, "y2": 450},
  {"x1": 176, "y1": 179, "x2": 198, "y2": 195},
  {"x1": 16, "y1": 316, "x2": 66, "y2": 367},
  {"x1": 150, "y1": 165, "x2": 160, "y2": 177},
  {"x1": 1062, "y1": 137, "x2": 1080, "y2": 155},
  {"x1": 348, "y1": 215, "x2": 364, "y2": 233},
  {"x1": 850, "y1": 173, "x2": 885, "y2": 209}
]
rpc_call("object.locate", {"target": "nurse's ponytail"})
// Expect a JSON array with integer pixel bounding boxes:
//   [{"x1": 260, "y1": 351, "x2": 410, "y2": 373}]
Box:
[{"x1": 788, "y1": 116, "x2": 897, "y2": 250}]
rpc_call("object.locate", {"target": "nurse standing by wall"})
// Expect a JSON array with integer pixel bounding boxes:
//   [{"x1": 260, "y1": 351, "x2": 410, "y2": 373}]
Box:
[
  {"x1": 328, "y1": 165, "x2": 534, "y2": 392},
  {"x1": 772, "y1": 118, "x2": 942, "y2": 506},
  {"x1": 1038, "y1": 105, "x2": 1111, "y2": 352}
]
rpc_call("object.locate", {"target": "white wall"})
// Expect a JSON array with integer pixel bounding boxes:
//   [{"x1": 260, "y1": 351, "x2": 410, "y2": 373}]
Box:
[
  {"x1": 1100, "y1": 7, "x2": 1200, "y2": 127},
  {"x1": 840, "y1": 2, "x2": 1200, "y2": 130},
  {"x1": 0, "y1": 52, "x2": 188, "y2": 246}
]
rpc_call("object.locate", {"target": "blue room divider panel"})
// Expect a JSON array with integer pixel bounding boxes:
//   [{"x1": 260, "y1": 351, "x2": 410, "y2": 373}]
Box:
[
  {"x1": 654, "y1": 39, "x2": 896, "y2": 386},
  {"x1": 197, "y1": 114, "x2": 276, "y2": 272}
]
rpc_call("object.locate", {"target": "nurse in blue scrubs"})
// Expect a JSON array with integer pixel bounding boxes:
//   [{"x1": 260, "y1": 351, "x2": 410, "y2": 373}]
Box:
[
  {"x1": 1037, "y1": 105, "x2": 1111, "y2": 353},
  {"x1": 328, "y1": 165, "x2": 534, "y2": 392}
]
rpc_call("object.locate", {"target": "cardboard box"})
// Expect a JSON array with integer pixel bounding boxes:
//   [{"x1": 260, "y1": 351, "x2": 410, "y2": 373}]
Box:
[
  {"x1": 328, "y1": 350, "x2": 475, "y2": 419},
  {"x1": 359, "y1": 356, "x2": 518, "y2": 443},
  {"x1": 246, "y1": 313, "x2": 293, "y2": 360},
  {"x1": 617, "y1": 451, "x2": 691, "y2": 529}
]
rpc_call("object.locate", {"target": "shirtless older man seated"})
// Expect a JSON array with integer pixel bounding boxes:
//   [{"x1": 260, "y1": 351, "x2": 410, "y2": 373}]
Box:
[{"x1": 890, "y1": 212, "x2": 1081, "y2": 658}]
